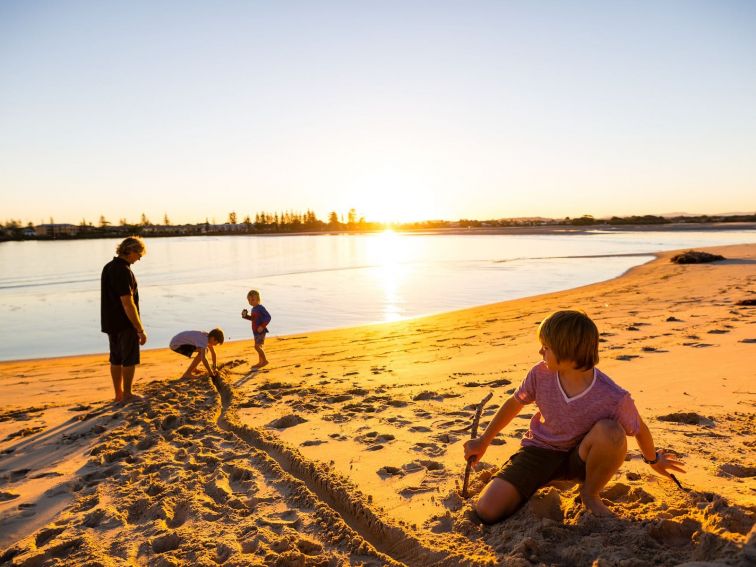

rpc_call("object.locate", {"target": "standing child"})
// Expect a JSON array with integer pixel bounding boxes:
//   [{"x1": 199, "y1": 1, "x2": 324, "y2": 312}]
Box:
[
  {"x1": 169, "y1": 328, "x2": 224, "y2": 379},
  {"x1": 241, "y1": 289, "x2": 271, "y2": 369},
  {"x1": 463, "y1": 310, "x2": 684, "y2": 522}
]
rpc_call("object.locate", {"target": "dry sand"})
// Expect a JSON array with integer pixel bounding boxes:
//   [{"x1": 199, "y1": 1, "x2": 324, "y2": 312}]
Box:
[{"x1": 0, "y1": 243, "x2": 754, "y2": 566}]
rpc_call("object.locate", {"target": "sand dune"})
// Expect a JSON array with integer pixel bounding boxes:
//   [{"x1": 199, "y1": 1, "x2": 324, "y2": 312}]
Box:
[{"x1": 1, "y1": 243, "x2": 754, "y2": 565}]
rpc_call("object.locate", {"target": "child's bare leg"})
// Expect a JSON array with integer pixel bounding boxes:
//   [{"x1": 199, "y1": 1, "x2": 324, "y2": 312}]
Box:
[
  {"x1": 182, "y1": 355, "x2": 201, "y2": 378},
  {"x1": 578, "y1": 419, "x2": 627, "y2": 516},
  {"x1": 253, "y1": 344, "x2": 268, "y2": 367},
  {"x1": 474, "y1": 478, "x2": 522, "y2": 523},
  {"x1": 110, "y1": 364, "x2": 124, "y2": 402}
]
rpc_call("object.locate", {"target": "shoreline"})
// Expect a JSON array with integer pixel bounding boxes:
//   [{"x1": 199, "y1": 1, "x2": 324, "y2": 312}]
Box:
[
  {"x1": 2, "y1": 221, "x2": 755, "y2": 244},
  {"x1": 0, "y1": 249, "x2": 662, "y2": 365},
  {"x1": 1, "y1": 243, "x2": 754, "y2": 564}
]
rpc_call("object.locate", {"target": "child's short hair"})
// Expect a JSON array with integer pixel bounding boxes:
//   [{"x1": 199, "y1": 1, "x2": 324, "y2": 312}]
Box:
[
  {"x1": 538, "y1": 310, "x2": 599, "y2": 370},
  {"x1": 208, "y1": 328, "x2": 225, "y2": 345},
  {"x1": 117, "y1": 236, "x2": 146, "y2": 256},
  {"x1": 247, "y1": 289, "x2": 260, "y2": 300}
]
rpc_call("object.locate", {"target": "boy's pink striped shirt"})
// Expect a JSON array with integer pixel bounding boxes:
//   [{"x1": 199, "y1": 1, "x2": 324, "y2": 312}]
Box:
[{"x1": 514, "y1": 361, "x2": 641, "y2": 451}]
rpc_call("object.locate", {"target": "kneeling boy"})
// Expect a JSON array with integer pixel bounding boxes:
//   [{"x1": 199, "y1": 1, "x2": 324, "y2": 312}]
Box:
[
  {"x1": 463, "y1": 310, "x2": 684, "y2": 521},
  {"x1": 169, "y1": 328, "x2": 224, "y2": 379}
]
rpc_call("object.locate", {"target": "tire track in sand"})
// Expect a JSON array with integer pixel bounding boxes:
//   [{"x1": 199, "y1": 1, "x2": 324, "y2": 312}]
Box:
[{"x1": 212, "y1": 369, "x2": 495, "y2": 567}]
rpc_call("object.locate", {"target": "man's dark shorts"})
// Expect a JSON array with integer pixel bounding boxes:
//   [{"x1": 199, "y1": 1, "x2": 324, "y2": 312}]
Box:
[
  {"x1": 108, "y1": 329, "x2": 140, "y2": 366},
  {"x1": 171, "y1": 344, "x2": 196, "y2": 358},
  {"x1": 495, "y1": 444, "x2": 586, "y2": 500}
]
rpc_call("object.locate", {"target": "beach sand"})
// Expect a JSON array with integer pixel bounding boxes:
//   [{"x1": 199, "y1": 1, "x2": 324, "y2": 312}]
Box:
[{"x1": 0, "y1": 243, "x2": 754, "y2": 566}]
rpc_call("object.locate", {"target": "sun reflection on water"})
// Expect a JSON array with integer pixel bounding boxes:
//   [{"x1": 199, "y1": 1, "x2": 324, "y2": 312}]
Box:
[{"x1": 370, "y1": 229, "x2": 407, "y2": 322}]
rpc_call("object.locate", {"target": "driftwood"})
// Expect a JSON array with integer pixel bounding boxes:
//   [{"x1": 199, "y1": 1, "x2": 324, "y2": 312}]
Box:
[{"x1": 462, "y1": 391, "x2": 493, "y2": 498}]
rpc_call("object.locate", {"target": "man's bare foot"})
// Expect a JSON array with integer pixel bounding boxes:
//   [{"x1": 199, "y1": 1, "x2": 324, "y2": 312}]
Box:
[
  {"x1": 114, "y1": 392, "x2": 124, "y2": 403},
  {"x1": 581, "y1": 493, "x2": 615, "y2": 517}
]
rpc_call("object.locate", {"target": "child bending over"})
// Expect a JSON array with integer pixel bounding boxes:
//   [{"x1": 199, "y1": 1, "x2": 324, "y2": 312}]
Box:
[
  {"x1": 463, "y1": 310, "x2": 684, "y2": 522},
  {"x1": 169, "y1": 328, "x2": 224, "y2": 379}
]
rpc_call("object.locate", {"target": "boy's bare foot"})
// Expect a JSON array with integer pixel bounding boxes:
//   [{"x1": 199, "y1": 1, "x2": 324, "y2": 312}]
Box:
[
  {"x1": 114, "y1": 392, "x2": 124, "y2": 403},
  {"x1": 256, "y1": 361, "x2": 269, "y2": 368},
  {"x1": 581, "y1": 493, "x2": 615, "y2": 517}
]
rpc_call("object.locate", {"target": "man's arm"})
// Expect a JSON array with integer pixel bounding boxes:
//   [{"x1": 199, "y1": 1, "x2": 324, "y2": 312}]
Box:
[
  {"x1": 634, "y1": 418, "x2": 686, "y2": 478},
  {"x1": 120, "y1": 294, "x2": 147, "y2": 345},
  {"x1": 464, "y1": 395, "x2": 524, "y2": 466}
]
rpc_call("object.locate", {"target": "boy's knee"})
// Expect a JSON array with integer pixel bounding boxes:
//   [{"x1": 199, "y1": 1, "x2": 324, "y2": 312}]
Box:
[
  {"x1": 592, "y1": 419, "x2": 626, "y2": 445},
  {"x1": 474, "y1": 499, "x2": 504, "y2": 525}
]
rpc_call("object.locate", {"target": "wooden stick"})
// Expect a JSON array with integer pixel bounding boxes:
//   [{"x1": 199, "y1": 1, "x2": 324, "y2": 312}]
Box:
[{"x1": 462, "y1": 391, "x2": 493, "y2": 498}]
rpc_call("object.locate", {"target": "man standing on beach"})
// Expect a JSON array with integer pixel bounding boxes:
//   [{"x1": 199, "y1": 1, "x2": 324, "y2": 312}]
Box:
[{"x1": 101, "y1": 236, "x2": 147, "y2": 403}]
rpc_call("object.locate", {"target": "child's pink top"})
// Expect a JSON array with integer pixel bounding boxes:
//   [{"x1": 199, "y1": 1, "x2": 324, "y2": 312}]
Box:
[{"x1": 514, "y1": 361, "x2": 641, "y2": 451}]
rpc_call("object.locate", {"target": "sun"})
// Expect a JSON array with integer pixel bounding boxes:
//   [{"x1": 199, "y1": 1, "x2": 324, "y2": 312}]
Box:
[{"x1": 351, "y1": 169, "x2": 437, "y2": 223}]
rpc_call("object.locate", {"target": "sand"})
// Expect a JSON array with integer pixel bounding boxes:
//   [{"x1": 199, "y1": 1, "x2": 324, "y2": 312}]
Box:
[{"x1": 0, "y1": 243, "x2": 754, "y2": 566}]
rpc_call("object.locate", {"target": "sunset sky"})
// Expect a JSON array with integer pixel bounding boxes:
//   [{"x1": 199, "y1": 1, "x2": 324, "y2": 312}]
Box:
[{"x1": 1, "y1": 1, "x2": 754, "y2": 225}]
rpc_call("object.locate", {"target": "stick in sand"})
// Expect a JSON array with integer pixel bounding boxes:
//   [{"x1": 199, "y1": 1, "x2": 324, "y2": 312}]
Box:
[{"x1": 462, "y1": 391, "x2": 493, "y2": 498}]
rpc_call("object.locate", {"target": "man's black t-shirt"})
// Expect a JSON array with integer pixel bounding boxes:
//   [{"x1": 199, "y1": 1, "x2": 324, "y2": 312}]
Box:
[{"x1": 101, "y1": 257, "x2": 139, "y2": 333}]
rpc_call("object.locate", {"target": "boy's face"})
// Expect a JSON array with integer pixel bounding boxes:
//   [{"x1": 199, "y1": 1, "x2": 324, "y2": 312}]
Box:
[
  {"x1": 540, "y1": 342, "x2": 579, "y2": 372},
  {"x1": 247, "y1": 295, "x2": 259, "y2": 306},
  {"x1": 208, "y1": 337, "x2": 218, "y2": 347},
  {"x1": 539, "y1": 342, "x2": 560, "y2": 371}
]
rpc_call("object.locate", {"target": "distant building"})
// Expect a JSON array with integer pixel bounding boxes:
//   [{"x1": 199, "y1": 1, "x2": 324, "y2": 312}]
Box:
[{"x1": 35, "y1": 224, "x2": 79, "y2": 237}]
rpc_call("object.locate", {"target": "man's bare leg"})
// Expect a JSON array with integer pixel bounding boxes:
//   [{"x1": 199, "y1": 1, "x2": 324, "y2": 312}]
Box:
[
  {"x1": 578, "y1": 419, "x2": 627, "y2": 516},
  {"x1": 121, "y1": 365, "x2": 140, "y2": 402},
  {"x1": 110, "y1": 364, "x2": 124, "y2": 402}
]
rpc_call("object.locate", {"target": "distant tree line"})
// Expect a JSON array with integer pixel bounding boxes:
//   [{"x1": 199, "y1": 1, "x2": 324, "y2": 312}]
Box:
[{"x1": 1, "y1": 211, "x2": 754, "y2": 241}]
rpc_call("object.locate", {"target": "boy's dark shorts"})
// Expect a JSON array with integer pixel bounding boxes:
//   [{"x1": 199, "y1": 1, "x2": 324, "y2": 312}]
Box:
[
  {"x1": 495, "y1": 444, "x2": 586, "y2": 500},
  {"x1": 171, "y1": 344, "x2": 196, "y2": 358},
  {"x1": 107, "y1": 329, "x2": 140, "y2": 366},
  {"x1": 253, "y1": 333, "x2": 266, "y2": 345}
]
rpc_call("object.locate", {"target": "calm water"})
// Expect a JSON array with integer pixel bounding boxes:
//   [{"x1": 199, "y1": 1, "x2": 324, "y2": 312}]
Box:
[{"x1": 0, "y1": 230, "x2": 753, "y2": 361}]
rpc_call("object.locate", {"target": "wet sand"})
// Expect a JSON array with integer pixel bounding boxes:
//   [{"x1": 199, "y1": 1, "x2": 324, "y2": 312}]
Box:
[{"x1": 1, "y1": 243, "x2": 754, "y2": 565}]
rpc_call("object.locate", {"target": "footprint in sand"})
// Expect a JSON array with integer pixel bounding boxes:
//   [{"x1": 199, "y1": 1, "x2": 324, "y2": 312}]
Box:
[
  {"x1": 0, "y1": 490, "x2": 20, "y2": 502},
  {"x1": 355, "y1": 431, "x2": 396, "y2": 448},
  {"x1": 647, "y1": 518, "x2": 700, "y2": 547},
  {"x1": 268, "y1": 414, "x2": 307, "y2": 429},
  {"x1": 377, "y1": 465, "x2": 404, "y2": 478},
  {"x1": 4, "y1": 426, "x2": 45, "y2": 441},
  {"x1": 717, "y1": 463, "x2": 756, "y2": 478},
  {"x1": 413, "y1": 391, "x2": 442, "y2": 401},
  {"x1": 658, "y1": 412, "x2": 715, "y2": 427},
  {"x1": 411, "y1": 442, "x2": 444, "y2": 457}
]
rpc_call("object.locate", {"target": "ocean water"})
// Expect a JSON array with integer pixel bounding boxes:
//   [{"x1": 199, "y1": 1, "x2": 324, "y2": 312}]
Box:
[{"x1": 0, "y1": 229, "x2": 753, "y2": 361}]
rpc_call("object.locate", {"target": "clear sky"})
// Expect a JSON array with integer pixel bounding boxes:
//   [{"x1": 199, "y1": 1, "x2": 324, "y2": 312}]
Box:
[{"x1": 1, "y1": 1, "x2": 754, "y2": 224}]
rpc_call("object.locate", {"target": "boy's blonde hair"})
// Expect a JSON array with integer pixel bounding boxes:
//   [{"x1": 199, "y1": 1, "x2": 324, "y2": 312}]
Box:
[
  {"x1": 117, "y1": 236, "x2": 146, "y2": 256},
  {"x1": 247, "y1": 289, "x2": 260, "y2": 300},
  {"x1": 538, "y1": 310, "x2": 599, "y2": 371},
  {"x1": 208, "y1": 328, "x2": 225, "y2": 345}
]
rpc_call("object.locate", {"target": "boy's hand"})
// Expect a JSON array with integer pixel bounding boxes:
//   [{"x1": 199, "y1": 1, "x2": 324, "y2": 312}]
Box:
[
  {"x1": 650, "y1": 450, "x2": 686, "y2": 478},
  {"x1": 241, "y1": 309, "x2": 248, "y2": 318},
  {"x1": 463, "y1": 437, "x2": 488, "y2": 467},
  {"x1": 256, "y1": 326, "x2": 264, "y2": 334}
]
